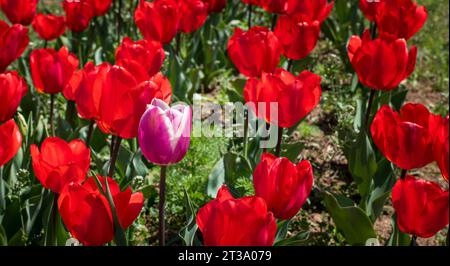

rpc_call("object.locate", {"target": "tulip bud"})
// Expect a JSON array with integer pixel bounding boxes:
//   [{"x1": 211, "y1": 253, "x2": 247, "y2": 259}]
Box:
[
  {"x1": 0, "y1": 21, "x2": 29, "y2": 73},
  {"x1": 134, "y1": 0, "x2": 180, "y2": 44},
  {"x1": 196, "y1": 185, "x2": 277, "y2": 246},
  {"x1": 253, "y1": 153, "x2": 314, "y2": 220},
  {"x1": 244, "y1": 68, "x2": 322, "y2": 128},
  {"x1": 30, "y1": 47, "x2": 79, "y2": 95},
  {"x1": 31, "y1": 137, "x2": 91, "y2": 193},
  {"x1": 91, "y1": 0, "x2": 113, "y2": 17},
  {"x1": 392, "y1": 175, "x2": 449, "y2": 238},
  {"x1": 58, "y1": 176, "x2": 144, "y2": 246},
  {"x1": 433, "y1": 115, "x2": 449, "y2": 182},
  {"x1": 63, "y1": 0, "x2": 95, "y2": 33},
  {"x1": 178, "y1": 0, "x2": 209, "y2": 33},
  {"x1": 0, "y1": 71, "x2": 27, "y2": 123},
  {"x1": 286, "y1": 0, "x2": 334, "y2": 23},
  {"x1": 138, "y1": 98, "x2": 192, "y2": 166},
  {"x1": 274, "y1": 15, "x2": 320, "y2": 60},
  {"x1": 0, "y1": 0, "x2": 37, "y2": 25},
  {"x1": 376, "y1": 0, "x2": 428, "y2": 41},
  {"x1": 0, "y1": 119, "x2": 22, "y2": 167},
  {"x1": 371, "y1": 103, "x2": 441, "y2": 170},
  {"x1": 348, "y1": 30, "x2": 417, "y2": 91},
  {"x1": 359, "y1": 0, "x2": 386, "y2": 22},
  {"x1": 32, "y1": 14, "x2": 66, "y2": 41},
  {"x1": 115, "y1": 37, "x2": 165, "y2": 82},
  {"x1": 227, "y1": 26, "x2": 282, "y2": 78}
]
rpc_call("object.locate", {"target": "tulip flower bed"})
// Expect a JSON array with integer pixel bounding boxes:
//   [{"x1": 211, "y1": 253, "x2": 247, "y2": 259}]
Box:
[{"x1": 0, "y1": 0, "x2": 448, "y2": 247}]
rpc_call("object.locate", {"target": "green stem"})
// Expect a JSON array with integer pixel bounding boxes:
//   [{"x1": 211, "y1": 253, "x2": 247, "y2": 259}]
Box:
[
  {"x1": 287, "y1": 59, "x2": 294, "y2": 72},
  {"x1": 50, "y1": 94, "x2": 56, "y2": 136},
  {"x1": 93, "y1": 173, "x2": 127, "y2": 246},
  {"x1": 243, "y1": 110, "x2": 249, "y2": 158},
  {"x1": 175, "y1": 33, "x2": 181, "y2": 57},
  {"x1": 65, "y1": 101, "x2": 76, "y2": 129},
  {"x1": 44, "y1": 192, "x2": 58, "y2": 246},
  {"x1": 275, "y1": 127, "x2": 283, "y2": 157},
  {"x1": 159, "y1": 166, "x2": 168, "y2": 246},
  {"x1": 110, "y1": 135, "x2": 117, "y2": 160},
  {"x1": 271, "y1": 14, "x2": 278, "y2": 31},
  {"x1": 108, "y1": 137, "x2": 122, "y2": 178},
  {"x1": 400, "y1": 169, "x2": 407, "y2": 180},
  {"x1": 410, "y1": 235, "x2": 418, "y2": 246},
  {"x1": 365, "y1": 90, "x2": 376, "y2": 133},
  {"x1": 86, "y1": 120, "x2": 95, "y2": 147},
  {"x1": 370, "y1": 22, "x2": 378, "y2": 39}
]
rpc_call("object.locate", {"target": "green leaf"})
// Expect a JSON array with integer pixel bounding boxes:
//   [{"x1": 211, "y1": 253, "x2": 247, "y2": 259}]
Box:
[
  {"x1": 207, "y1": 159, "x2": 225, "y2": 198},
  {"x1": 179, "y1": 189, "x2": 199, "y2": 246},
  {"x1": 366, "y1": 158, "x2": 396, "y2": 222},
  {"x1": 0, "y1": 224, "x2": 7, "y2": 246},
  {"x1": 275, "y1": 219, "x2": 291, "y2": 242},
  {"x1": 280, "y1": 142, "x2": 304, "y2": 162},
  {"x1": 7, "y1": 229, "x2": 26, "y2": 246},
  {"x1": 387, "y1": 215, "x2": 411, "y2": 246},
  {"x1": 347, "y1": 130, "x2": 378, "y2": 199},
  {"x1": 139, "y1": 185, "x2": 157, "y2": 200},
  {"x1": 323, "y1": 192, "x2": 377, "y2": 245},
  {"x1": 274, "y1": 231, "x2": 311, "y2": 246}
]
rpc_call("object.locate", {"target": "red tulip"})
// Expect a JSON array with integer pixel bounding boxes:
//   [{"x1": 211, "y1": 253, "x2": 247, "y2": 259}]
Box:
[
  {"x1": 31, "y1": 137, "x2": 90, "y2": 194},
  {"x1": 63, "y1": 0, "x2": 95, "y2": 33},
  {"x1": 30, "y1": 47, "x2": 79, "y2": 94},
  {"x1": 0, "y1": 71, "x2": 27, "y2": 123},
  {"x1": 371, "y1": 104, "x2": 441, "y2": 170},
  {"x1": 72, "y1": 62, "x2": 104, "y2": 120},
  {"x1": 134, "y1": 0, "x2": 180, "y2": 44},
  {"x1": 254, "y1": 153, "x2": 314, "y2": 220},
  {"x1": 196, "y1": 185, "x2": 277, "y2": 246},
  {"x1": 0, "y1": 21, "x2": 29, "y2": 73},
  {"x1": 32, "y1": 14, "x2": 66, "y2": 41},
  {"x1": 227, "y1": 26, "x2": 282, "y2": 78},
  {"x1": 0, "y1": 0, "x2": 37, "y2": 25},
  {"x1": 262, "y1": 0, "x2": 289, "y2": 14},
  {"x1": 348, "y1": 30, "x2": 417, "y2": 91},
  {"x1": 58, "y1": 176, "x2": 144, "y2": 246},
  {"x1": 287, "y1": 0, "x2": 334, "y2": 23},
  {"x1": 274, "y1": 14, "x2": 320, "y2": 60},
  {"x1": 0, "y1": 119, "x2": 22, "y2": 167},
  {"x1": 392, "y1": 175, "x2": 449, "y2": 238},
  {"x1": 358, "y1": 0, "x2": 386, "y2": 21},
  {"x1": 146, "y1": 72, "x2": 173, "y2": 104},
  {"x1": 90, "y1": 0, "x2": 113, "y2": 16},
  {"x1": 244, "y1": 68, "x2": 321, "y2": 128},
  {"x1": 376, "y1": 0, "x2": 428, "y2": 41},
  {"x1": 434, "y1": 115, "x2": 449, "y2": 182},
  {"x1": 63, "y1": 67, "x2": 84, "y2": 101},
  {"x1": 74, "y1": 63, "x2": 172, "y2": 139},
  {"x1": 204, "y1": 0, "x2": 227, "y2": 13},
  {"x1": 178, "y1": 0, "x2": 209, "y2": 33},
  {"x1": 115, "y1": 37, "x2": 165, "y2": 82}
]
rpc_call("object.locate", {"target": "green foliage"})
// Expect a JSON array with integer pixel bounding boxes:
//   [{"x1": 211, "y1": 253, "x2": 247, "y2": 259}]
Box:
[{"x1": 323, "y1": 192, "x2": 377, "y2": 246}]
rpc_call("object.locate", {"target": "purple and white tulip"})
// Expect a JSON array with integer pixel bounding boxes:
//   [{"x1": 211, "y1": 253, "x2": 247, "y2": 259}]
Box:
[{"x1": 138, "y1": 98, "x2": 192, "y2": 166}]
